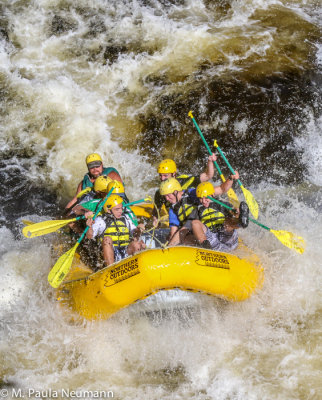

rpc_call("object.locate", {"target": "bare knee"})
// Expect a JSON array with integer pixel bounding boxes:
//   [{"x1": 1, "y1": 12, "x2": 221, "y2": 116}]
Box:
[
  {"x1": 128, "y1": 239, "x2": 146, "y2": 255},
  {"x1": 192, "y1": 220, "x2": 202, "y2": 229},
  {"x1": 102, "y1": 237, "x2": 113, "y2": 247}
]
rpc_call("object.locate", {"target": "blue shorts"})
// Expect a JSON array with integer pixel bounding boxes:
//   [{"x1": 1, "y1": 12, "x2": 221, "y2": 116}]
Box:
[{"x1": 114, "y1": 247, "x2": 128, "y2": 262}]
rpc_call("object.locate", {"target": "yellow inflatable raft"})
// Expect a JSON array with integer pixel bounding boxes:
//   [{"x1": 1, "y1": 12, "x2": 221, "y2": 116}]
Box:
[{"x1": 57, "y1": 245, "x2": 264, "y2": 320}]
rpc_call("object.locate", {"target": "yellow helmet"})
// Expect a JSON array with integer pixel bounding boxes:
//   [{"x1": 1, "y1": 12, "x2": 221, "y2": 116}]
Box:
[
  {"x1": 157, "y1": 159, "x2": 177, "y2": 174},
  {"x1": 93, "y1": 175, "x2": 112, "y2": 193},
  {"x1": 103, "y1": 195, "x2": 123, "y2": 212},
  {"x1": 196, "y1": 182, "x2": 215, "y2": 198},
  {"x1": 107, "y1": 180, "x2": 125, "y2": 194},
  {"x1": 159, "y1": 178, "x2": 182, "y2": 196},
  {"x1": 86, "y1": 153, "x2": 103, "y2": 168}
]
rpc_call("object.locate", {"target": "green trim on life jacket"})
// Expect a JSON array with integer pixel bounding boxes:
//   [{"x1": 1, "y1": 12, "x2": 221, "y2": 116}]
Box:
[
  {"x1": 81, "y1": 167, "x2": 119, "y2": 190},
  {"x1": 81, "y1": 199, "x2": 101, "y2": 212},
  {"x1": 124, "y1": 205, "x2": 138, "y2": 227}
]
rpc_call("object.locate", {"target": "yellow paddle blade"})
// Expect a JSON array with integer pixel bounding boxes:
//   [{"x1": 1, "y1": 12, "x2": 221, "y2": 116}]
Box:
[
  {"x1": 48, "y1": 243, "x2": 80, "y2": 288},
  {"x1": 22, "y1": 218, "x2": 77, "y2": 238},
  {"x1": 131, "y1": 204, "x2": 153, "y2": 218},
  {"x1": 271, "y1": 229, "x2": 306, "y2": 254},
  {"x1": 144, "y1": 196, "x2": 153, "y2": 202},
  {"x1": 22, "y1": 219, "x2": 34, "y2": 226},
  {"x1": 76, "y1": 187, "x2": 92, "y2": 199},
  {"x1": 227, "y1": 188, "x2": 240, "y2": 208},
  {"x1": 240, "y1": 185, "x2": 259, "y2": 219}
]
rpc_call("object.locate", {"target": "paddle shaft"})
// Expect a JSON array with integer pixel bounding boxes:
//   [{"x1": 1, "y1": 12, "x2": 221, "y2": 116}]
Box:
[
  {"x1": 82, "y1": 197, "x2": 149, "y2": 211},
  {"x1": 124, "y1": 198, "x2": 148, "y2": 207},
  {"x1": 213, "y1": 140, "x2": 243, "y2": 187},
  {"x1": 188, "y1": 111, "x2": 224, "y2": 177},
  {"x1": 208, "y1": 195, "x2": 304, "y2": 254},
  {"x1": 77, "y1": 186, "x2": 116, "y2": 243}
]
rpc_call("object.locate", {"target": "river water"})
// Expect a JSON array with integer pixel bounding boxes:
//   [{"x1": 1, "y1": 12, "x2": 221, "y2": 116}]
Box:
[{"x1": 0, "y1": 0, "x2": 321, "y2": 399}]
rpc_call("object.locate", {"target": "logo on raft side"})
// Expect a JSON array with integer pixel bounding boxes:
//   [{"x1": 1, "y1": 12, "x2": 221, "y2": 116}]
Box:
[
  {"x1": 195, "y1": 249, "x2": 230, "y2": 269},
  {"x1": 104, "y1": 257, "x2": 140, "y2": 287}
]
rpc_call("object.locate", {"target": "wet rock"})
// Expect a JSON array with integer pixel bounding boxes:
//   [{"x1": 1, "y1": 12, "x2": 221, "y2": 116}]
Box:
[
  {"x1": 0, "y1": 27, "x2": 9, "y2": 42},
  {"x1": 135, "y1": 72, "x2": 320, "y2": 185},
  {"x1": 0, "y1": 156, "x2": 58, "y2": 237}
]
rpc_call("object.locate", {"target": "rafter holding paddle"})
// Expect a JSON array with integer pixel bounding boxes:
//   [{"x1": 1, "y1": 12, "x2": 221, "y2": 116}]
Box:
[
  {"x1": 22, "y1": 197, "x2": 153, "y2": 238},
  {"x1": 188, "y1": 111, "x2": 239, "y2": 207},
  {"x1": 48, "y1": 186, "x2": 115, "y2": 288},
  {"x1": 208, "y1": 196, "x2": 305, "y2": 254}
]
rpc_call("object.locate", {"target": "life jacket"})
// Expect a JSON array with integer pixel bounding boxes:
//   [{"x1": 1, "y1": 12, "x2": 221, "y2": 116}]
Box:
[
  {"x1": 102, "y1": 215, "x2": 131, "y2": 248},
  {"x1": 80, "y1": 198, "x2": 101, "y2": 213},
  {"x1": 172, "y1": 191, "x2": 197, "y2": 226},
  {"x1": 81, "y1": 167, "x2": 119, "y2": 190},
  {"x1": 198, "y1": 201, "x2": 232, "y2": 232}
]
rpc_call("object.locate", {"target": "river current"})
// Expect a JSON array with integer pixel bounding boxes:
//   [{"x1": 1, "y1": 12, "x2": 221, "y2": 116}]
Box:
[{"x1": 0, "y1": 1, "x2": 321, "y2": 399}]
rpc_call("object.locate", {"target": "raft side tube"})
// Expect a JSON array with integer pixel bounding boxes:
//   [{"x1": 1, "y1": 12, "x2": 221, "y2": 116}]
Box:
[{"x1": 58, "y1": 246, "x2": 264, "y2": 320}]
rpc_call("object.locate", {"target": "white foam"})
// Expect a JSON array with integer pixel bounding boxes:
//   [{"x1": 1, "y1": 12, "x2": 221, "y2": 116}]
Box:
[{"x1": 295, "y1": 114, "x2": 322, "y2": 186}]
